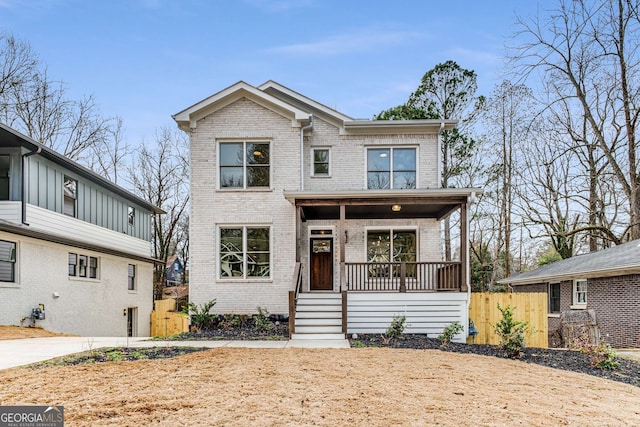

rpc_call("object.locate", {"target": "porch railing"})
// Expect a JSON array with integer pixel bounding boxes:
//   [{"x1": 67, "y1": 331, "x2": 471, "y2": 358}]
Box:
[
  {"x1": 288, "y1": 262, "x2": 303, "y2": 338},
  {"x1": 345, "y1": 261, "x2": 462, "y2": 292}
]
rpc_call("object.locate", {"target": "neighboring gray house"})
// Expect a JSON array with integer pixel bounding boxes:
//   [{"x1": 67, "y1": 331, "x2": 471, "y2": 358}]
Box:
[
  {"x1": 0, "y1": 124, "x2": 162, "y2": 337},
  {"x1": 499, "y1": 240, "x2": 640, "y2": 348},
  {"x1": 173, "y1": 81, "x2": 480, "y2": 340}
]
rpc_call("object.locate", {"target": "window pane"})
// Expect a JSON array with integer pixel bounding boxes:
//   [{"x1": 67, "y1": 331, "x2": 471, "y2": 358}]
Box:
[
  {"x1": 314, "y1": 149, "x2": 328, "y2": 163},
  {"x1": 220, "y1": 167, "x2": 244, "y2": 188},
  {"x1": 79, "y1": 255, "x2": 87, "y2": 277},
  {"x1": 314, "y1": 163, "x2": 329, "y2": 175},
  {"x1": 0, "y1": 155, "x2": 9, "y2": 200},
  {"x1": 68, "y1": 253, "x2": 77, "y2": 276},
  {"x1": 0, "y1": 240, "x2": 15, "y2": 282},
  {"x1": 393, "y1": 231, "x2": 416, "y2": 262},
  {"x1": 367, "y1": 231, "x2": 390, "y2": 262},
  {"x1": 393, "y1": 148, "x2": 416, "y2": 171},
  {"x1": 247, "y1": 227, "x2": 269, "y2": 251},
  {"x1": 368, "y1": 172, "x2": 390, "y2": 189},
  {"x1": 393, "y1": 172, "x2": 416, "y2": 189},
  {"x1": 220, "y1": 228, "x2": 243, "y2": 277},
  {"x1": 89, "y1": 257, "x2": 98, "y2": 279},
  {"x1": 219, "y1": 143, "x2": 243, "y2": 166},
  {"x1": 128, "y1": 264, "x2": 135, "y2": 290},
  {"x1": 367, "y1": 149, "x2": 390, "y2": 172},
  {"x1": 247, "y1": 253, "x2": 270, "y2": 277},
  {"x1": 128, "y1": 206, "x2": 135, "y2": 225},
  {"x1": 247, "y1": 165, "x2": 269, "y2": 187},
  {"x1": 247, "y1": 143, "x2": 269, "y2": 165}
]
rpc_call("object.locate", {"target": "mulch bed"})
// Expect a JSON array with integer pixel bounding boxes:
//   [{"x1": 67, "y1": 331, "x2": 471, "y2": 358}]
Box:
[{"x1": 350, "y1": 334, "x2": 640, "y2": 387}]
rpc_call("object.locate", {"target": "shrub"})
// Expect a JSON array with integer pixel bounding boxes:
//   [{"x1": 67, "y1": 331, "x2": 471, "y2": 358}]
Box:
[
  {"x1": 438, "y1": 321, "x2": 464, "y2": 347},
  {"x1": 254, "y1": 306, "x2": 274, "y2": 332},
  {"x1": 381, "y1": 314, "x2": 406, "y2": 345},
  {"x1": 182, "y1": 299, "x2": 217, "y2": 332},
  {"x1": 573, "y1": 333, "x2": 620, "y2": 370},
  {"x1": 494, "y1": 304, "x2": 530, "y2": 359}
]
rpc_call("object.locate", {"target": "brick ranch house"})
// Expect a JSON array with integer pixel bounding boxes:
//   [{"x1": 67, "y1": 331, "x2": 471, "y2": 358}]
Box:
[
  {"x1": 499, "y1": 240, "x2": 640, "y2": 348},
  {"x1": 173, "y1": 81, "x2": 481, "y2": 341}
]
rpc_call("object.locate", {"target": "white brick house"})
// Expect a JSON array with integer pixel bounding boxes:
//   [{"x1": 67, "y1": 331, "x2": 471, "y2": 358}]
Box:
[
  {"x1": 0, "y1": 124, "x2": 162, "y2": 336},
  {"x1": 174, "y1": 81, "x2": 480, "y2": 340}
]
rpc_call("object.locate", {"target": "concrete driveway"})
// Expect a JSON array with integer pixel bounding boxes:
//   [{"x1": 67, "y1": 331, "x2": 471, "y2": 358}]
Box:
[{"x1": 0, "y1": 337, "x2": 349, "y2": 370}]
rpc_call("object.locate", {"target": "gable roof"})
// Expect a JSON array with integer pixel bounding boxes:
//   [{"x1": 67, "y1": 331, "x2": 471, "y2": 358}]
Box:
[
  {"x1": 499, "y1": 240, "x2": 640, "y2": 285},
  {"x1": 172, "y1": 81, "x2": 311, "y2": 131},
  {"x1": 0, "y1": 123, "x2": 163, "y2": 214},
  {"x1": 173, "y1": 80, "x2": 458, "y2": 134}
]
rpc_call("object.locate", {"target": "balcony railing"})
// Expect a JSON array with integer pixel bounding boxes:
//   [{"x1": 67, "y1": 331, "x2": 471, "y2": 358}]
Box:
[{"x1": 345, "y1": 261, "x2": 462, "y2": 292}]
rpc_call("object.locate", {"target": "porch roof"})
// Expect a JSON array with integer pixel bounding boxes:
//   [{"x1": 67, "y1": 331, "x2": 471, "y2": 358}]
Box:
[{"x1": 284, "y1": 188, "x2": 480, "y2": 220}]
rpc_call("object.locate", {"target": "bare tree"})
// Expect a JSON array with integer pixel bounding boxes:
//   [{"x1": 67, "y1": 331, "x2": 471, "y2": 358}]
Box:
[
  {"x1": 88, "y1": 116, "x2": 130, "y2": 184},
  {"x1": 128, "y1": 126, "x2": 190, "y2": 299},
  {"x1": 0, "y1": 32, "x2": 37, "y2": 102},
  {"x1": 513, "y1": 0, "x2": 640, "y2": 241}
]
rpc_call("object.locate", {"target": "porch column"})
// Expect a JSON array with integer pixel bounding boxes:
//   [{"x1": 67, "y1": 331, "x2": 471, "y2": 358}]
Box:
[
  {"x1": 339, "y1": 203, "x2": 346, "y2": 291},
  {"x1": 296, "y1": 205, "x2": 302, "y2": 262},
  {"x1": 460, "y1": 202, "x2": 468, "y2": 292}
]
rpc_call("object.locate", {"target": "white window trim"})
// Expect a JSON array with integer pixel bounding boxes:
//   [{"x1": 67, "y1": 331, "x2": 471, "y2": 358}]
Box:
[
  {"x1": 0, "y1": 239, "x2": 18, "y2": 287},
  {"x1": 310, "y1": 147, "x2": 331, "y2": 177},
  {"x1": 364, "y1": 146, "x2": 419, "y2": 189},
  {"x1": 217, "y1": 224, "x2": 273, "y2": 282},
  {"x1": 217, "y1": 140, "x2": 272, "y2": 191},
  {"x1": 364, "y1": 226, "x2": 419, "y2": 262},
  {"x1": 571, "y1": 279, "x2": 587, "y2": 309}
]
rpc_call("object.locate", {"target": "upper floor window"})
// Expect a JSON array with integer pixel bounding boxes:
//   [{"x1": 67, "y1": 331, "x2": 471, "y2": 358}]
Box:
[
  {"x1": 367, "y1": 147, "x2": 416, "y2": 189},
  {"x1": 63, "y1": 176, "x2": 77, "y2": 217},
  {"x1": 219, "y1": 226, "x2": 270, "y2": 279},
  {"x1": 0, "y1": 155, "x2": 10, "y2": 200},
  {"x1": 0, "y1": 240, "x2": 16, "y2": 282},
  {"x1": 128, "y1": 206, "x2": 135, "y2": 226},
  {"x1": 219, "y1": 141, "x2": 270, "y2": 189},
  {"x1": 312, "y1": 148, "x2": 330, "y2": 177},
  {"x1": 573, "y1": 279, "x2": 587, "y2": 306}
]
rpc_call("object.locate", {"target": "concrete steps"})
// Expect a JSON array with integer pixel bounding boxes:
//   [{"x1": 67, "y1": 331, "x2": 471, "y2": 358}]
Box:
[{"x1": 292, "y1": 293, "x2": 345, "y2": 340}]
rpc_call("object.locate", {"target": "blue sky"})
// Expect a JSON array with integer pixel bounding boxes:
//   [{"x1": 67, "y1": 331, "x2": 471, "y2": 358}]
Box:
[{"x1": 0, "y1": 0, "x2": 542, "y2": 145}]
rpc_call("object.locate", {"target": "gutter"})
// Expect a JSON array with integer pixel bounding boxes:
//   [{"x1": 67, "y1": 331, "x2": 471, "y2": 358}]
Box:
[
  {"x1": 438, "y1": 121, "x2": 445, "y2": 188},
  {"x1": 21, "y1": 146, "x2": 41, "y2": 225},
  {"x1": 299, "y1": 115, "x2": 314, "y2": 190}
]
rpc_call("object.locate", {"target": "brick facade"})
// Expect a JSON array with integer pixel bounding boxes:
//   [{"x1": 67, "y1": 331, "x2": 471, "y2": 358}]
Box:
[
  {"x1": 188, "y1": 95, "x2": 447, "y2": 315},
  {"x1": 513, "y1": 276, "x2": 640, "y2": 348}
]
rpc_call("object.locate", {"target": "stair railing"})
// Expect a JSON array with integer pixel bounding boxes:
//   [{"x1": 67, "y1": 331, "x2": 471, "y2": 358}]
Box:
[{"x1": 288, "y1": 262, "x2": 303, "y2": 338}]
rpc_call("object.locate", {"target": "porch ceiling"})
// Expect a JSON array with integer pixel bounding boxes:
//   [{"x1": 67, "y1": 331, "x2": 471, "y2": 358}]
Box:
[{"x1": 284, "y1": 189, "x2": 481, "y2": 221}]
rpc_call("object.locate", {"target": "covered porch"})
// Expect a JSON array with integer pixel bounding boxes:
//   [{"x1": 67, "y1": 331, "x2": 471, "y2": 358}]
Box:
[{"x1": 285, "y1": 189, "x2": 477, "y2": 294}]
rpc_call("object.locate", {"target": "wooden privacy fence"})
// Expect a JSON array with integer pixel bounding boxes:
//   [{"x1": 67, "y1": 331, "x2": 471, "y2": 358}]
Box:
[
  {"x1": 468, "y1": 292, "x2": 548, "y2": 348},
  {"x1": 150, "y1": 298, "x2": 189, "y2": 337}
]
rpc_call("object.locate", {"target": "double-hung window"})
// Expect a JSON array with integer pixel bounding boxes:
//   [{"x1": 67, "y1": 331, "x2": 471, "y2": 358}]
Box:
[
  {"x1": 128, "y1": 206, "x2": 135, "y2": 226},
  {"x1": 367, "y1": 147, "x2": 416, "y2": 189},
  {"x1": 128, "y1": 264, "x2": 136, "y2": 290},
  {"x1": 0, "y1": 155, "x2": 10, "y2": 200},
  {"x1": 219, "y1": 226, "x2": 270, "y2": 279},
  {"x1": 0, "y1": 240, "x2": 16, "y2": 282},
  {"x1": 312, "y1": 148, "x2": 330, "y2": 177},
  {"x1": 219, "y1": 141, "x2": 270, "y2": 189},
  {"x1": 549, "y1": 282, "x2": 560, "y2": 313},
  {"x1": 573, "y1": 279, "x2": 587, "y2": 306},
  {"x1": 63, "y1": 176, "x2": 77, "y2": 217}
]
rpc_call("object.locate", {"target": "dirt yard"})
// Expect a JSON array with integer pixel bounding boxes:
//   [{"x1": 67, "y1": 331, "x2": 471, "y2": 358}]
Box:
[
  {"x1": 0, "y1": 326, "x2": 74, "y2": 340},
  {"x1": 1, "y1": 347, "x2": 639, "y2": 426}
]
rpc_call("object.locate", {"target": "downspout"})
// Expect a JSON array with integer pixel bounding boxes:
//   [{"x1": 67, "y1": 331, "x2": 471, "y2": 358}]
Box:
[
  {"x1": 299, "y1": 115, "x2": 314, "y2": 190},
  {"x1": 21, "y1": 146, "x2": 41, "y2": 225},
  {"x1": 437, "y1": 121, "x2": 445, "y2": 188}
]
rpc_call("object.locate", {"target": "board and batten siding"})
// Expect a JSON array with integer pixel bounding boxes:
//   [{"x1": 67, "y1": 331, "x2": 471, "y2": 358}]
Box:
[
  {"x1": 347, "y1": 292, "x2": 468, "y2": 342},
  {"x1": 24, "y1": 155, "x2": 151, "y2": 241}
]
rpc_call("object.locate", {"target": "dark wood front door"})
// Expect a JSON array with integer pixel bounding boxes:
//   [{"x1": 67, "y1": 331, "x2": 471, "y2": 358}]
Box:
[{"x1": 310, "y1": 238, "x2": 333, "y2": 290}]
